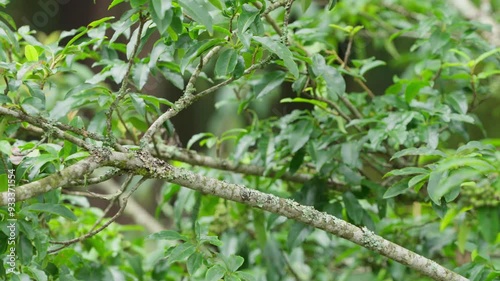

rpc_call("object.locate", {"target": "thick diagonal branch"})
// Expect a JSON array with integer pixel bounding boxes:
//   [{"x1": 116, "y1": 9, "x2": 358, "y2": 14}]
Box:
[{"x1": 0, "y1": 151, "x2": 467, "y2": 281}]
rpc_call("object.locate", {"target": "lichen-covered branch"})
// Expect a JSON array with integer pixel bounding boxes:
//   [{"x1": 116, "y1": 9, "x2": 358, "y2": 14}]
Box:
[{"x1": 0, "y1": 150, "x2": 468, "y2": 281}]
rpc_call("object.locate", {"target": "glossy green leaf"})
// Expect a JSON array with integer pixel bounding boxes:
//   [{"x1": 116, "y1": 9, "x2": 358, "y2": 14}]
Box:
[
  {"x1": 328, "y1": 0, "x2": 337, "y2": 10},
  {"x1": 237, "y1": 4, "x2": 260, "y2": 33},
  {"x1": 404, "y1": 81, "x2": 427, "y2": 103},
  {"x1": 287, "y1": 120, "x2": 313, "y2": 153},
  {"x1": 149, "y1": 1, "x2": 173, "y2": 35},
  {"x1": 289, "y1": 148, "x2": 305, "y2": 174},
  {"x1": 147, "y1": 230, "x2": 187, "y2": 240},
  {"x1": 87, "y1": 16, "x2": 115, "y2": 28},
  {"x1": 180, "y1": 0, "x2": 214, "y2": 34},
  {"x1": 311, "y1": 54, "x2": 345, "y2": 100},
  {"x1": 24, "y1": 45, "x2": 38, "y2": 61},
  {"x1": 132, "y1": 63, "x2": 150, "y2": 90},
  {"x1": 167, "y1": 243, "x2": 197, "y2": 265},
  {"x1": 477, "y1": 208, "x2": 500, "y2": 243},
  {"x1": 226, "y1": 255, "x2": 244, "y2": 272},
  {"x1": 205, "y1": 264, "x2": 226, "y2": 281},
  {"x1": 215, "y1": 48, "x2": 238, "y2": 77},
  {"x1": 384, "y1": 167, "x2": 428, "y2": 177},
  {"x1": 253, "y1": 36, "x2": 299, "y2": 78},
  {"x1": 391, "y1": 147, "x2": 446, "y2": 160},
  {"x1": 254, "y1": 71, "x2": 286, "y2": 99},
  {"x1": 343, "y1": 192, "x2": 364, "y2": 224},
  {"x1": 427, "y1": 170, "x2": 445, "y2": 205},
  {"x1": 23, "y1": 203, "x2": 77, "y2": 221},
  {"x1": 287, "y1": 221, "x2": 310, "y2": 249},
  {"x1": 180, "y1": 38, "x2": 226, "y2": 73},
  {"x1": 341, "y1": 142, "x2": 360, "y2": 167},
  {"x1": 108, "y1": 0, "x2": 125, "y2": 9},
  {"x1": 383, "y1": 179, "x2": 411, "y2": 199},
  {"x1": 187, "y1": 252, "x2": 203, "y2": 275}
]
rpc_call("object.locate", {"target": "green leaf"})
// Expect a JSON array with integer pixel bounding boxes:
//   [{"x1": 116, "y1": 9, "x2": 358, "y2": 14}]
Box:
[
  {"x1": 289, "y1": 148, "x2": 305, "y2": 174},
  {"x1": 408, "y1": 173, "x2": 429, "y2": 189},
  {"x1": 404, "y1": 81, "x2": 427, "y2": 103},
  {"x1": 473, "y1": 48, "x2": 500, "y2": 66},
  {"x1": 0, "y1": 21, "x2": 19, "y2": 53},
  {"x1": 237, "y1": 4, "x2": 260, "y2": 33},
  {"x1": 287, "y1": 120, "x2": 313, "y2": 153},
  {"x1": 108, "y1": 0, "x2": 125, "y2": 9},
  {"x1": 253, "y1": 36, "x2": 299, "y2": 78},
  {"x1": 167, "y1": 243, "x2": 196, "y2": 265},
  {"x1": 129, "y1": 93, "x2": 147, "y2": 116},
  {"x1": 149, "y1": 0, "x2": 173, "y2": 35},
  {"x1": 281, "y1": 97, "x2": 328, "y2": 109},
  {"x1": 427, "y1": 170, "x2": 445, "y2": 205},
  {"x1": 87, "y1": 16, "x2": 115, "y2": 28},
  {"x1": 187, "y1": 252, "x2": 203, "y2": 275},
  {"x1": 328, "y1": 0, "x2": 337, "y2": 10},
  {"x1": 359, "y1": 58, "x2": 386, "y2": 76},
  {"x1": 147, "y1": 230, "x2": 187, "y2": 241},
  {"x1": 343, "y1": 192, "x2": 364, "y2": 224},
  {"x1": 180, "y1": 0, "x2": 214, "y2": 34},
  {"x1": 301, "y1": 0, "x2": 312, "y2": 12},
  {"x1": 237, "y1": 272, "x2": 257, "y2": 281},
  {"x1": 287, "y1": 221, "x2": 310, "y2": 249},
  {"x1": 132, "y1": 63, "x2": 150, "y2": 90},
  {"x1": 23, "y1": 203, "x2": 77, "y2": 221},
  {"x1": 226, "y1": 255, "x2": 244, "y2": 272},
  {"x1": 391, "y1": 147, "x2": 446, "y2": 160},
  {"x1": 311, "y1": 55, "x2": 345, "y2": 100},
  {"x1": 215, "y1": 49, "x2": 239, "y2": 78},
  {"x1": 24, "y1": 45, "x2": 38, "y2": 61},
  {"x1": 384, "y1": 167, "x2": 428, "y2": 177},
  {"x1": 187, "y1": 132, "x2": 216, "y2": 149},
  {"x1": 233, "y1": 56, "x2": 246, "y2": 79},
  {"x1": 383, "y1": 179, "x2": 411, "y2": 199},
  {"x1": 0, "y1": 140, "x2": 11, "y2": 155},
  {"x1": 341, "y1": 142, "x2": 360, "y2": 167},
  {"x1": 127, "y1": 255, "x2": 144, "y2": 280},
  {"x1": 437, "y1": 157, "x2": 495, "y2": 172},
  {"x1": 477, "y1": 208, "x2": 500, "y2": 243},
  {"x1": 205, "y1": 264, "x2": 226, "y2": 281},
  {"x1": 130, "y1": 0, "x2": 147, "y2": 8},
  {"x1": 63, "y1": 151, "x2": 90, "y2": 163},
  {"x1": 181, "y1": 38, "x2": 226, "y2": 73},
  {"x1": 254, "y1": 71, "x2": 286, "y2": 99}
]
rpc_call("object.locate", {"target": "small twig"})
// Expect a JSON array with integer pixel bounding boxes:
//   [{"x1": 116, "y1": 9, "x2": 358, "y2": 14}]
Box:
[
  {"x1": 281, "y1": 0, "x2": 294, "y2": 45},
  {"x1": 253, "y1": 1, "x2": 283, "y2": 36},
  {"x1": 140, "y1": 52, "x2": 271, "y2": 147},
  {"x1": 0, "y1": 106, "x2": 93, "y2": 150},
  {"x1": 339, "y1": 95, "x2": 363, "y2": 119},
  {"x1": 117, "y1": 109, "x2": 138, "y2": 145},
  {"x1": 3, "y1": 76, "x2": 8, "y2": 95},
  {"x1": 106, "y1": 14, "x2": 146, "y2": 141},
  {"x1": 342, "y1": 36, "x2": 353, "y2": 68},
  {"x1": 327, "y1": 50, "x2": 376, "y2": 98},
  {"x1": 263, "y1": 0, "x2": 288, "y2": 16},
  {"x1": 49, "y1": 176, "x2": 145, "y2": 253}
]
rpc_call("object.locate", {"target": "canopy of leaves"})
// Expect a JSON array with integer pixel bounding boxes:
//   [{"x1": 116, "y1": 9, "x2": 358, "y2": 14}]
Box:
[{"x1": 0, "y1": 0, "x2": 499, "y2": 280}]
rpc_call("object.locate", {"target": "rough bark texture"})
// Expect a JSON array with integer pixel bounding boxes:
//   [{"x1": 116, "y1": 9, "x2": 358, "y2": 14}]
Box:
[{"x1": 0, "y1": 150, "x2": 469, "y2": 281}]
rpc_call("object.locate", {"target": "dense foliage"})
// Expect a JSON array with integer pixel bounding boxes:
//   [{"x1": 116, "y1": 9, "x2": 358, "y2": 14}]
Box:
[{"x1": 0, "y1": 0, "x2": 499, "y2": 280}]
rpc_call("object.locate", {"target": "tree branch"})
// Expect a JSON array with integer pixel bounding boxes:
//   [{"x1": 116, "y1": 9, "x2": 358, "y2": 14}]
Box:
[{"x1": 1, "y1": 150, "x2": 468, "y2": 281}]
